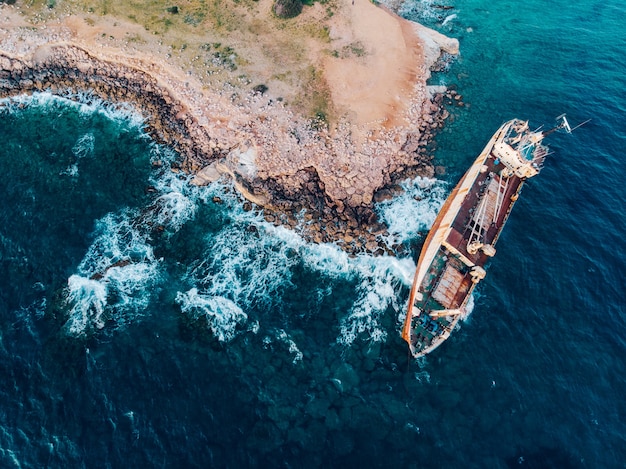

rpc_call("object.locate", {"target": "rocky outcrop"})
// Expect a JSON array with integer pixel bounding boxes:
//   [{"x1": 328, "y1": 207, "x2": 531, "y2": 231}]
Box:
[
  {"x1": 0, "y1": 44, "x2": 226, "y2": 170},
  {"x1": 0, "y1": 42, "x2": 456, "y2": 254}
]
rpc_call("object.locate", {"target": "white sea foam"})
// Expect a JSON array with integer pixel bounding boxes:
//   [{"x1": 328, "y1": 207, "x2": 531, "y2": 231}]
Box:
[
  {"x1": 395, "y1": 0, "x2": 441, "y2": 22},
  {"x1": 299, "y1": 239, "x2": 352, "y2": 279},
  {"x1": 176, "y1": 288, "x2": 247, "y2": 342},
  {"x1": 262, "y1": 329, "x2": 303, "y2": 364},
  {"x1": 276, "y1": 329, "x2": 303, "y2": 364},
  {"x1": 442, "y1": 13, "x2": 457, "y2": 27},
  {"x1": 59, "y1": 163, "x2": 79, "y2": 177},
  {"x1": 77, "y1": 211, "x2": 154, "y2": 276},
  {"x1": 197, "y1": 223, "x2": 298, "y2": 308},
  {"x1": 36, "y1": 103, "x2": 449, "y2": 347},
  {"x1": 172, "y1": 176, "x2": 446, "y2": 350},
  {"x1": 144, "y1": 152, "x2": 201, "y2": 231},
  {"x1": 0, "y1": 91, "x2": 145, "y2": 129},
  {"x1": 462, "y1": 293, "x2": 476, "y2": 322},
  {"x1": 59, "y1": 132, "x2": 95, "y2": 178},
  {"x1": 64, "y1": 275, "x2": 108, "y2": 335},
  {"x1": 376, "y1": 176, "x2": 448, "y2": 247},
  {"x1": 181, "y1": 190, "x2": 421, "y2": 347},
  {"x1": 72, "y1": 132, "x2": 95, "y2": 159},
  {"x1": 63, "y1": 89, "x2": 146, "y2": 128},
  {"x1": 336, "y1": 255, "x2": 414, "y2": 346},
  {"x1": 63, "y1": 210, "x2": 160, "y2": 336},
  {"x1": 152, "y1": 190, "x2": 196, "y2": 231},
  {"x1": 104, "y1": 262, "x2": 157, "y2": 309}
]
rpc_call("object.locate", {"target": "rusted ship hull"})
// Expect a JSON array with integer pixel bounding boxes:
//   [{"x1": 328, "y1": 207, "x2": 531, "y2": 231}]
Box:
[{"x1": 402, "y1": 119, "x2": 553, "y2": 357}]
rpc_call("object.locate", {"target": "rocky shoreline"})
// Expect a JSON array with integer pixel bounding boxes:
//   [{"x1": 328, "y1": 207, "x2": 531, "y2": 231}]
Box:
[{"x1": 0, "y1": 41, "x2": 460, "y2": 255}]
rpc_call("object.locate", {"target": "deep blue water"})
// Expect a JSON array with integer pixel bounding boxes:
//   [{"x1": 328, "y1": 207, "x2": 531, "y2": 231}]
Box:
[{"x1": 1, "y1": 0, "x2": 625, "y2": 466}]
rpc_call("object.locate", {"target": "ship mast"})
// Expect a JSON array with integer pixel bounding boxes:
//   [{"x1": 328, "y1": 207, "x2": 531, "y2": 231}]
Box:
[{"x1": 542, "y1": 114, "x2": 590, "y2": 138}]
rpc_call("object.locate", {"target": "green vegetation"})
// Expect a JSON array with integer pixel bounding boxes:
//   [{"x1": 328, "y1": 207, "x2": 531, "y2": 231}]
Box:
[
  {"x1": 297, "y1": 66, "x2": 332, "y2": 125},
  {"x1": 303, "y1": 24, "x2": 330, "y2": 42},
  {"x1": 329, "y1": 41, "x2": 367, "y2": 59},
  {"x1": 15, "y1": 0, "x2": 344, "y2": 124},
  {"x1": 301, "y1": 0, "x2": 330, "y2": 6},
  {"x1": 253, "y1": 84, "x2": 268, "y2": 95},
  {"x1": 348, "y1": 42, "x2": 366, "y2": 57},
  {"x1": 309, "y1": 111, "x2": 328, "y2": 130},
  {"x1": 199, "y1": 43, "x2": 241, "y2": 71},
  {"x1": 272, "y1": 0, "x2": 302, "y2": 19}
]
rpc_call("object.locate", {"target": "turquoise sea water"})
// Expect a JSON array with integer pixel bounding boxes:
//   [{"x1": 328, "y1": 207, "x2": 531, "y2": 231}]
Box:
[{"x1": 1, "y1": 0, "x2": 625, "y2": 466}]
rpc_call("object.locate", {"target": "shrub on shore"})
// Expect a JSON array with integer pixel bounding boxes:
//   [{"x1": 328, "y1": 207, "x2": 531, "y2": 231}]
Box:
[{"x1": 273, "y1": 0, "x2": 303, "y2": 18}]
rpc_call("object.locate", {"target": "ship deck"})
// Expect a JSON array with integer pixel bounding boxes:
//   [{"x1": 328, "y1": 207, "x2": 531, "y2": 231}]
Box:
[
  {"x1": 406, "y1": 131, "x2": 529, "y2": 356},
  {"x1": 446, "y1": 155, "x2": 526, "y2": 268}
]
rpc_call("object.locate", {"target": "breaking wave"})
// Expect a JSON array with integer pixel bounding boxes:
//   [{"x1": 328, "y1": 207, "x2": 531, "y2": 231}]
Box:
[
  {"x1": 376, "y1": 176, "x2": 448, "y2": 246},
  {"x1": 176, "y1": 288, "x2": 248, "y2": 342},
  {"x1": 337, "y1": 256, "x2": 409, "y2": 345},
  {"x1": 181, "y1": 185, "x2": 421, "y2": 347},
  {"x1": 13, "y1": 92, "x2": 451, "y2": 349},
  {"x1": 62, "y1": 210, "x2": 160, "y2": 336},
  {"x1": 0, "y1": 91, "x2": 146, "y2": 128},
  {"x1": 394, "y1": 0, "x2": 443, "y2": 23},
  {"x1": 64, "y1": 275, "x2": 108, "y2": 334}
]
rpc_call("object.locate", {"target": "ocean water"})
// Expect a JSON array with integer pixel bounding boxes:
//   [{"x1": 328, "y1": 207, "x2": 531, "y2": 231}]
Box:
[{"x1": 0, "y1": 0, "x2": 625, "y2": 467}]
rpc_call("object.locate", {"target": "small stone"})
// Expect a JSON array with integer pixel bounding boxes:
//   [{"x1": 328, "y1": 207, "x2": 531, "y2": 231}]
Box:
[
  {"x1": 365, "y1": 240, "x2": 378, "y2": 252},
  {"x1": 368, "y1": 222, "x2": 387, "y2": 236},
  {"x1": 373, "y1": 188, "x2": 393, "y2": 203}
]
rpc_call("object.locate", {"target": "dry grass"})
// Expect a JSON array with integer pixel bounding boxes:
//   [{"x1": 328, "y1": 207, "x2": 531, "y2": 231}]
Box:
[{"x1": 15, "y1": 0, "x2": 339, "y2": 121}]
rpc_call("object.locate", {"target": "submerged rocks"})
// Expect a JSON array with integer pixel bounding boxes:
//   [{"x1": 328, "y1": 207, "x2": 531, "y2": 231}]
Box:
[{"x1": 331, "y1": 362, "x2": 360, "y2": 393}]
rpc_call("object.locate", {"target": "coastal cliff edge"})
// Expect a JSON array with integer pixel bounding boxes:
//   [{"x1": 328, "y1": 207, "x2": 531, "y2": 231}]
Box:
[{"x1": 0, "y1": 1, "x2": 459, "y2": 253}]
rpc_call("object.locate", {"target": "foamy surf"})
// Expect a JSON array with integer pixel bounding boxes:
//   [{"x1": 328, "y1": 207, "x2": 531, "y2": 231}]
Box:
[
  {"x1": 176, "y1": 288, "x2": 248, "y2": 342},
  {"x1": 179, "y1": 186, "x2": 427, "y2": 348},
  {"x1": 63, "y1": 209, "x2": 160, "y2": 335},
  {"x1": 442, "y1": 13, "x2": 457, "y2": 27},
  {"x1": 19, "y1": 91, "x2": 452, "y2": 349},
  {"x1": 0, "y1": 91, "x2": 146, "y2": 129},
  {"x1": 145, "y1": 147, "x2": 202, "y2": 232},
  {"x1": 376, "y1": 176, "x2": 448, "y2": 247},
  {"x1": 337, "y1": 255, "x2": 415, "y2": 345},
  {"x1": 64, "y1": 275, "x2": 107, "y2": 335},
  {"x1": 263, "y1": 329, "x2": 303, "y2": 364},
  {"x1": 58, "y1": 161, "x2": 449, "y2": 347},
  {"x1": 72, "y1": 132, "x2": 95, "y2": 159},
  {"x1": 462, "y1": 293, "x2": 476, "y2": 322},
  {"x1": 394, "y1": 0, "x2": 443, "y2": 23}
]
